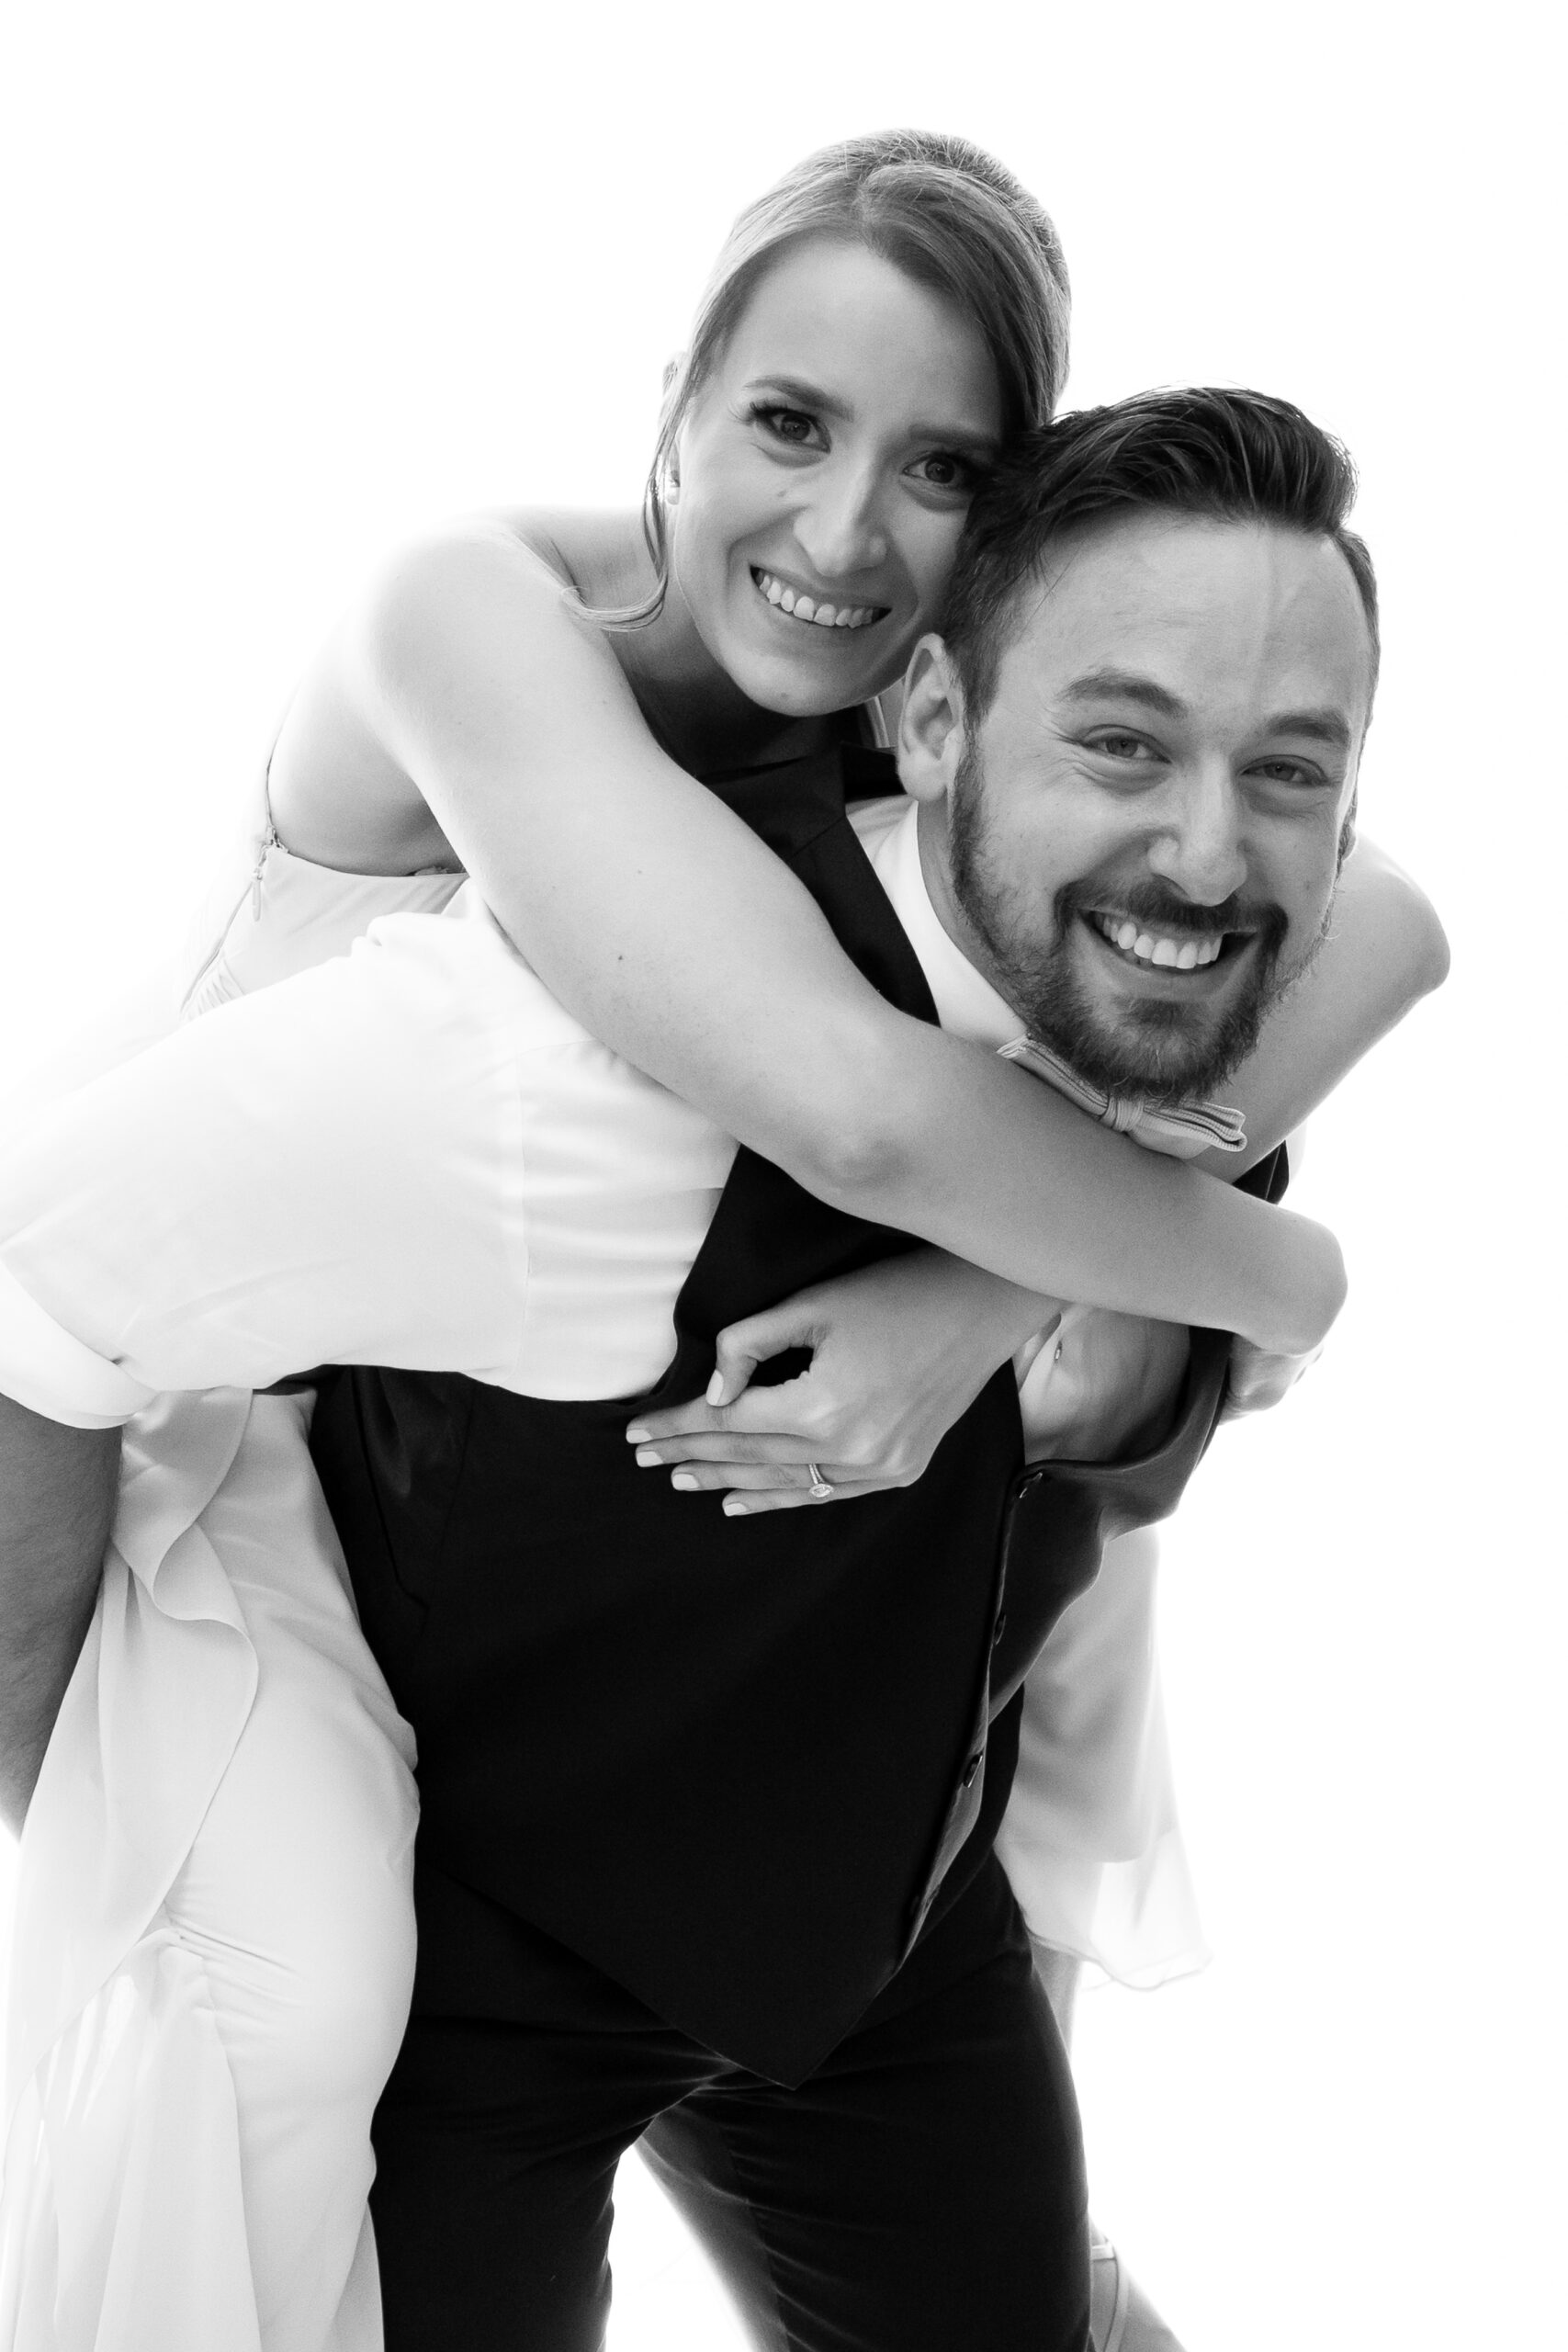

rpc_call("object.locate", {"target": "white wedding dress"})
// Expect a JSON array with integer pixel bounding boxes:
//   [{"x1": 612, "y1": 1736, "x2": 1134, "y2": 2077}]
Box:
[
  {"x1": 0, "y1": 790, "x2": 1202, "y2": 2349},
  {"x1": 0, "y1": 813, "x2": 459, "y2": 2351}
]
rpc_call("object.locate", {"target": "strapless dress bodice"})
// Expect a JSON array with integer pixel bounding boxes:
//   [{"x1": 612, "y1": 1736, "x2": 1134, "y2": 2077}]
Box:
[{"x1": 180, "y1": 784, "x2": 467, "y2": 1018}]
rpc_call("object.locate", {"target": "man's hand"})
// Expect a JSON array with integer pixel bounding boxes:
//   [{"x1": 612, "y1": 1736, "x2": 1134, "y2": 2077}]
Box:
[
  {"x1": 0, "y1": 1395, "x2": 120, "y2": 1837},
  {"x1": 1220, "y1": 1334, "x2": 1325, "y2": 1422}
]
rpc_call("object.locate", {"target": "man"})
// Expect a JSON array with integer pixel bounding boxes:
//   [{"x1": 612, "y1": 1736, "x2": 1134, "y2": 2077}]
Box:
[{"x1": 0, "y1": 390, "x2": 1388, "y2": 2349}]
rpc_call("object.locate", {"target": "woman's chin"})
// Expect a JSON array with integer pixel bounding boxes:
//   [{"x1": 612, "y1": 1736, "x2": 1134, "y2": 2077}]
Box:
[{"x1": 724, "y1": 640, "x2": 897, "y2": 720}]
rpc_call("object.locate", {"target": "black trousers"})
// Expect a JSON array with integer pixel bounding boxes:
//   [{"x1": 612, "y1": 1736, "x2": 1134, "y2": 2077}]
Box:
[{"x1": 369, "y1": 1851, "x2": 1089, "y2": 2352}]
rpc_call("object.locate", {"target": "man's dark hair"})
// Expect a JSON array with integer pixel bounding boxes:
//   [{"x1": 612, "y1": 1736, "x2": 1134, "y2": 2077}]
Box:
[{"x1": 942, "y1": 386, "x2": 1380, "y2": 723}]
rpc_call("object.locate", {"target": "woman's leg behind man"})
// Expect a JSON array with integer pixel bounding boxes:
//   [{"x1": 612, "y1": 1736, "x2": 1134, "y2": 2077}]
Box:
[{"x1": 161, "y1": 1393, "x2": 419, "y2": 2351}]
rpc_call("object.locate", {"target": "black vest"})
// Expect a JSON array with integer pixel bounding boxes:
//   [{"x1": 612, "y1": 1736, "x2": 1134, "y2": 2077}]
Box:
[{"x1": 310, "y1": 743, "x2": 1277, "y2": 2082}]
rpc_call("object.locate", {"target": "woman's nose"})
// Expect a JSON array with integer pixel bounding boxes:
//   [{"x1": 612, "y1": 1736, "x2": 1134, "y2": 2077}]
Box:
[{"x1": 792, "y1": 464, "x2": 888, "y2": 582}]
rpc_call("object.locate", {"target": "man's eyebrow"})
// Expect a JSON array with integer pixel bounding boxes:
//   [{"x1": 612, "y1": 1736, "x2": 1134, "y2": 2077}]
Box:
[
  {"x1": 742, "y1": 375, "x2": 999, "y2": 453},
  {"x1": 1060, "y1": 670, "x2": 1354, "y2": 749},
  {"x1": 1262, "y1": 708, "x2": 1354, "y2": 751},
  {"x1": 1059, "y1": 670, "x2": 1188, "y2": 719}
]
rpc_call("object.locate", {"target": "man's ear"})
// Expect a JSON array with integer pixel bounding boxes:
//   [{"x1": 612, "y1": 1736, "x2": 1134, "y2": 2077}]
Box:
[{"x1": 897, "y1": 636, "x2": 967, "y2": 806}]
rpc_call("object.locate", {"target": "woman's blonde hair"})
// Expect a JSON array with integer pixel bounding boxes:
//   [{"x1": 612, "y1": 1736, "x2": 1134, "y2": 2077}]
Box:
[{"x1": 601, "y1": 130, "x2": 1071, "y2": 629}]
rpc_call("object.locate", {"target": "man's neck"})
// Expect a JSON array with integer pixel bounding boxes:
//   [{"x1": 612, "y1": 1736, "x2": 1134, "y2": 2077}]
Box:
[{"x1": 912, "y1": 796, "x2": 1021, "y2": 1016}]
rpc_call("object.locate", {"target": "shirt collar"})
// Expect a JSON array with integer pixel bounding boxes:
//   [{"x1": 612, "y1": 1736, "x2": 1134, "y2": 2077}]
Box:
[{"x1": 852, "y1": 797, "x2": 1023, "y2": 1050}]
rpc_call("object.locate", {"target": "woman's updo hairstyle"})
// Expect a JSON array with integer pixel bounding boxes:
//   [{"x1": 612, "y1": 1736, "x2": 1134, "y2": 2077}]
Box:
[{"x1": 604, "y1": 130, "x2": 1070, "y2": 629}]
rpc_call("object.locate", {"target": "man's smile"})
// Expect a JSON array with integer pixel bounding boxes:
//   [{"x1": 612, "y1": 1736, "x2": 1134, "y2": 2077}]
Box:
[
  {"x1": 1076, "y1": 907, "x2": 1259, "y2": 996},
  {"x1": 1091, "y1": 910, "x2": 1225, "y2": 969}
]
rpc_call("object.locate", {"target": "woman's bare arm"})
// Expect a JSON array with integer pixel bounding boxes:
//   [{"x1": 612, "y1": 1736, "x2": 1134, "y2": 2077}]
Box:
[
  {"x1": 630, "y1": 853, "x2": 1447, "y2": 1502},
  {"x1": 1192, "y1": 836, "x2": 1450, "y2": 1181},
  {"x1": 274, "y1": 520, "x2": 1339, "y2": 1354}
]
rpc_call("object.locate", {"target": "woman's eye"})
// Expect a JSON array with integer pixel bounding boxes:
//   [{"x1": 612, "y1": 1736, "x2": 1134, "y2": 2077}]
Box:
[
  {"x1": 908, "y1": 450, "x2": 979, "y2": 492},
  {"x1": 1087, "y1": 732, "x2": 1153, "y2": 761},
  {"x1": 751, "y1": 403, "x2": 824, "y2": 449}
]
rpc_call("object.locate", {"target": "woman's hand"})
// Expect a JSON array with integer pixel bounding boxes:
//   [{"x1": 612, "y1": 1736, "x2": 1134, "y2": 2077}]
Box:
[
  {"x1": 626, "y1": 1251, "x2": 1057, "y2": 1516},
  {"x1": 1220, "y1": 1334, "x2": 1325, "y2": 1421}
]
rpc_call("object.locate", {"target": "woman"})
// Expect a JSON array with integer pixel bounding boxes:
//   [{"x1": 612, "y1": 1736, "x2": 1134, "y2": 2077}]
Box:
[{"x1": 0, "y1": 131, "x2": 1443, "y2": 2350}]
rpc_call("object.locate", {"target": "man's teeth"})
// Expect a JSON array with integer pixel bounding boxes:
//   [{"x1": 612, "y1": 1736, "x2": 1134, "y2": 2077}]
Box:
[
  {"x1": 1094, "y1": 912, "x2": 1224, "y2": 969},
  {"x1": 753, "y1": 568, "x2": 881, "y2": 630}
]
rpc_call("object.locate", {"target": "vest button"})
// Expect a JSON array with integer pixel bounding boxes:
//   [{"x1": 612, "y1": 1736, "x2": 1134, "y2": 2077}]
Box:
[{"x1": 962, "y1": 1751, "x2": 983, "y2": 1788}]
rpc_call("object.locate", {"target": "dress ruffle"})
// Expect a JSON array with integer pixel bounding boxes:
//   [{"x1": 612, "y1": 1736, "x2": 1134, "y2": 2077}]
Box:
[
  {"x1": 5, "y1": 1388, "x2": 256, "y2": 2131},
  {"x1": 0, "y1": 1390, "x2": 412, "y2": 2352}
]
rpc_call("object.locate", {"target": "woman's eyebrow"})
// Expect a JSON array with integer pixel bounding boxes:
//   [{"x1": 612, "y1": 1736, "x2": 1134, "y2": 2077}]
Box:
[
  {"x1": 742, "y1": 373, "x2": 847, "y2": 417},
  {"x1": 740, "y1": 375, "x2": 998, "y2": 451}
]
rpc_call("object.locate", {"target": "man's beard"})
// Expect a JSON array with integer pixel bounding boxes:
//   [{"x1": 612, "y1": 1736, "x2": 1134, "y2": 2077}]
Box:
[{"x1": 948, "y1": 745, "x2": 1315, "y2": 1104}]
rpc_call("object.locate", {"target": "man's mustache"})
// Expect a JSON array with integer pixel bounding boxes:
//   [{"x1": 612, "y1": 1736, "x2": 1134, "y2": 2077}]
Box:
[{"x1": 1055, "y1": 879, "x2": 1289, "y2": 953}]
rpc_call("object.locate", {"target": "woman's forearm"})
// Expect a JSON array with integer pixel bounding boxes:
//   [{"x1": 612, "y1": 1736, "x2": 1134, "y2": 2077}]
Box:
[
  {"x1": 452, "y1": 757, "x2": 1342, "y2": 1351},
  {"x1": 820, "y1": 1023, "x2": 1344, "y2": 1353},
  {"x1": 1192, "y1": 836, "x2": 1449, "y2": 1180}
]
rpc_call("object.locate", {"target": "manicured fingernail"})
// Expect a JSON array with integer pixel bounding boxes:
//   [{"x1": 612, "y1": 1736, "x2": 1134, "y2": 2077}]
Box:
[
  {"x1": 635, "y1": 1447, "x2": 660, "y2": 1467},
  {"x1": 671, "y1": 1472, "x2": 699, "y2": 1491},
  {"x1": 625, "y1": 1426, "x2": 649, "y2": 1443},
  {"x1": 705, "y1": 1372, "x2": 725, "y2": 1405},
  {"x1": 723, "y1": 1498, "x2": 750, "y2": 1516}
]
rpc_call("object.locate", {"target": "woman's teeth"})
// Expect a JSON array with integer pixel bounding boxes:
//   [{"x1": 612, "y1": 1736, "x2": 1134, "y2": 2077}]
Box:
[
  {"x1": 1094, "y1": 912, "x2": 1225, "y2": 971},
  {"x1": 752, "y1": 568, "x2": 882, "y2": 631}
]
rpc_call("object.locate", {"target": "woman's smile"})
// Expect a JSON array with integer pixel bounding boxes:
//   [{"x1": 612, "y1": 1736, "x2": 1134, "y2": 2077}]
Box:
[{"x1": 748, "y1": 564, "x2": 890, "y2": 633}]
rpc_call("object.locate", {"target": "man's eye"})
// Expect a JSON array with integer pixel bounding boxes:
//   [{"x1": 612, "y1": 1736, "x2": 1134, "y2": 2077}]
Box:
[
  {"x1": 751, "y1": 403, "x2": 824, "y2": 449},
  {"x1": 1251, "y1": 759, "x2": 1322, "y2": 788},
  {"x1": 1087, "y1": 732, "x2": 1153, "y2": 761}
]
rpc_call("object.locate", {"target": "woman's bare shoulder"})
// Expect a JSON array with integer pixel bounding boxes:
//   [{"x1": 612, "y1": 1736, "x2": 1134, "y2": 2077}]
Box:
[
  {"x1": 469, "y1": 503, "x2": 651, "y2": 605},
  {"x1": 268, "y1": 507, "x2": 659, "y2": 873}
]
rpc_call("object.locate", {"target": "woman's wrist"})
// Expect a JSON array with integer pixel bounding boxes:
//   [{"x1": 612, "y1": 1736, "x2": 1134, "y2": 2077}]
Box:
[
  {"x1": 917, "y1": 1250, "x2": 1067, "y2": 1366},
  {"x1": 1254, "y1": 1212, "x2": 1347, "y2": 1357}
]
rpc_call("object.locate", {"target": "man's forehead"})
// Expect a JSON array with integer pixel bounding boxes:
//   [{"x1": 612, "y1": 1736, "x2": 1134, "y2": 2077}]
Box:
[{"x1": 997, "y1": 510, "x2": 1374, "y2": 727}]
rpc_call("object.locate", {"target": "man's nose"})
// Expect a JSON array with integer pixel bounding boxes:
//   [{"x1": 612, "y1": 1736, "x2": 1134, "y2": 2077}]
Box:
[
  {"x1": 1145, "y1": 768, "x2": 1248, "y2": 906},
  {"x1": 792, "y1": 461, "x2": 889, "y2": 582}
]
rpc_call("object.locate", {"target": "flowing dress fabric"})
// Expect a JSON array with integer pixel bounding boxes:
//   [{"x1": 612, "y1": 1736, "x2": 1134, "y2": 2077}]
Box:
[
  {"x1": 997, "y1": 1524, "x2": 1206, "y2": 1985},
  {"x1": 0, "y1": 797, "x2": 450, "y2": 2351}
]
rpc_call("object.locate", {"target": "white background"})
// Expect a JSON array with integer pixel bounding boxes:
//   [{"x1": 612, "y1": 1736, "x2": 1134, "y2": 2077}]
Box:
[{"x1": 0, "y1": 4, "x2": 1560, "y2": 2346}]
